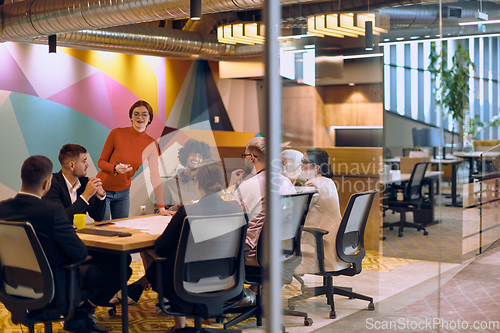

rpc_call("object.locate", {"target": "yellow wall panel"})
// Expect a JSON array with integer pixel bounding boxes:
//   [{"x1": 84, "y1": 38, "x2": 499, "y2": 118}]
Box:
[
  {"x1": 164, "y1": 59, "x2": 193, "y2": 119},
  {"x1": 60, "y1": 48, "x2": 159, "y2": 114}
]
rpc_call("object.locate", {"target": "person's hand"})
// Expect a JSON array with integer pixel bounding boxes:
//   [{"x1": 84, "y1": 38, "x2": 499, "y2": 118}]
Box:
[
  {"x1": 115, "y1": 163, "x2": 133, "y2": 174},
  {"x1": 229, "y1": 169, "x2": 245, "y2": 187},
  {"x1": 82, "y1": 177, "x2": 102, "y2": 201},
  {"x1": 158, "y1": 207, "x2": 175, "y2": 216},
  {"x1": 94, "y1": 178, "x2": 106, "y2": 198}
]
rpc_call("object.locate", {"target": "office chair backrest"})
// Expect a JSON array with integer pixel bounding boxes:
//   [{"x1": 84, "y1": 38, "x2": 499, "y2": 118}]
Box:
[
  {"x1": 0, "y1": 221, "x2": 54, "y2": 318},
  {"x1": 336, "y1": 191, "x2": 376, "y2": 275},
  {"x1": 173, "y1": 212, "x2": 247, "y2": 318},
  {"x1": 406, "y1": 162, "x2": 429, "y2": 201},
  {"x1": 255, "y1": 191, "x2": 315, "y2": 283}
]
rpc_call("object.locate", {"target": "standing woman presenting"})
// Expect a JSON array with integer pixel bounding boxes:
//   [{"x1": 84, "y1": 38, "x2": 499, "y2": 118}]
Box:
[{"x1": 97, "y1": 100, "x2": 169, "y2": 219}]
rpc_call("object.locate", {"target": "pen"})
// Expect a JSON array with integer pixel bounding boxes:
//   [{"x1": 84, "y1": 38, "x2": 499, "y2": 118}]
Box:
[{"x1": 114, "y1": 162, "x2": 122, "y2": 176}]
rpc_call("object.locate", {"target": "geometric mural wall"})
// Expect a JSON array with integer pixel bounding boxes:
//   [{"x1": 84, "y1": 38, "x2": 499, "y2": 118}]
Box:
[{"x1": 0, "y1": 42, "x2": 256, "y2": 212}]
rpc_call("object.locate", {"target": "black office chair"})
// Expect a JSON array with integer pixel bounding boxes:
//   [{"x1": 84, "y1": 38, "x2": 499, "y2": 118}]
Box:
[
  {"x1": 383, "y1": 162, "x2": 430, "y2": 237},
  {"x1": 0, "y1": 221, "x2": 91, "y2": 333},
  {"x1": 224, "y1": 191, "x2": 316, "y2": 329},
  {"x1": 287, "y1": 190, "x2": 377, "y2": 319},
  {"x1": 149, "y1": 212, "x2": 248, "y2": 333}
]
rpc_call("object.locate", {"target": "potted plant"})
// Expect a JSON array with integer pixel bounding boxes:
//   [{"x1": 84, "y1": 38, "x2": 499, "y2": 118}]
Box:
[{"x1": 428, "y1": 43, "x2": 475, "y2": 153}]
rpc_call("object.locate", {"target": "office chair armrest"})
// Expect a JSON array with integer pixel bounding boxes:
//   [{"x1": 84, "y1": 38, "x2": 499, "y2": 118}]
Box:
[
  {"x1": 302, "y1": 226, "x2": 329, "y2": 236},
  {"x1": 302, "y1": 227, "x2": 327, "y2": 275},
  {"x1": 143, "y1": 248, "x2": 167, "y2": 263},
  {"x1": 61, "y1": 255, "x2": 93, "y2": 272},
  {"x1": 61, "y1": 255, "x2": 93, "y2": 320}
]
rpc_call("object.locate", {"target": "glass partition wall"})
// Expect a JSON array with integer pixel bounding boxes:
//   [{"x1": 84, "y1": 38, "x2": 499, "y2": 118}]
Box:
[
  {"x1": 0, "y1": 0, "x2": 499, "y2": 332},
  {"x1": 274, "y1": 1, "x2": 500, "y2": 333}
]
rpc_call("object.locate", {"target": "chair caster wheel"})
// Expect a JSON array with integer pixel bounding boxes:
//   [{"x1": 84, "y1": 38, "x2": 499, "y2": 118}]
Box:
[
  {"x1": 215, "y1": 316, "x2": 225, "y2": 324},
  {"x1": 423, "y1": 231, "x2": 428, "y2": 236},
  {"x1": 368, "y1": 302, "x2": 375, "y2": 311},
  {"x1": 304, "y1": 318, "x2": 313, "y2": 326},
  {"x1": 288, "y1": 303, "x2": 295, "y2": 310},
  {"x1": 329, "y1": 311, "x2": 336, "y2": 319},
  {"x1": 398, "y1": 233, "x2": 403, "y2": 237},
  {"x1": 108, "y1": 308, "x2": 116, "y2": 316},
  {"x1": 389, "y1": 226, "x2": 393, "y2": 230}
]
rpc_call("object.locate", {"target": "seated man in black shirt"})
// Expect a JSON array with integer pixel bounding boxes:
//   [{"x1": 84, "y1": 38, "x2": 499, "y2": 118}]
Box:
[{"x1": 0, "y1": 155, "x2": 121, "y2": 333}]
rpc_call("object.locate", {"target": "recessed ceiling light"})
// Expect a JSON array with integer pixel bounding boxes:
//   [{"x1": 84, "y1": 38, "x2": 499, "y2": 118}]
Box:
[
  {"x1": 348, "y1": 83, "x2": 355, "y2": 86},
  {"x1": 396, "y1": 37, "x2": 404, "y2": 40}
]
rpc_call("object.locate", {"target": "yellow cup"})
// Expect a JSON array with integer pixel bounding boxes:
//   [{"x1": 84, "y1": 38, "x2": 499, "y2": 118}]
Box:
[{"x1": 74, "y1": 214, "x2": 86, "y2": 230}]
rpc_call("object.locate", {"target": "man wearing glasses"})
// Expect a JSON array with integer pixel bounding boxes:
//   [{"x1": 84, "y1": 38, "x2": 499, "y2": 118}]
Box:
[
  {"x1": 224, "y1": 137, "x2": 296, "y2": 304},
  {"x1": 225, "y1": 137, "x2": 296, "y2": 264}
]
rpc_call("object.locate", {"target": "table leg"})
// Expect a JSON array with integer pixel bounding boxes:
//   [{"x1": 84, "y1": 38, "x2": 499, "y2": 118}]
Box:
[
  {"x1": 468, "y1": 158, "x2": 475, "y2": 183},
  {"x1": 121, "y1": 252, "x2": 129, "y2": 333},
  {"x1": 446, "y1": 162, "x2": 463, "y2": 207}
]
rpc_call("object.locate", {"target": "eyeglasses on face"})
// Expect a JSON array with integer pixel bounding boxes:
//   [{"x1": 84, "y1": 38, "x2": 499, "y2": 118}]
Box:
[
  {"x1": 301, "y1": 158, "x2": 312, "y2": 165},
  {"x1": 241, "y1": 153, "x2": 257, "y2": 159},
  {"x1": 133, "y1": 112, "x2": 149, "y2": 118}
]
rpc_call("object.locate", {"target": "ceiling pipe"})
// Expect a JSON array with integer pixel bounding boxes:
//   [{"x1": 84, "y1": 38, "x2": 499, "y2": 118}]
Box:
[
  {"x1": 23, "y1": 24, "x2": 264, "y2": 60},
  {"x1": 0, "y1": 0, "x2": 323, "y2": 42}
]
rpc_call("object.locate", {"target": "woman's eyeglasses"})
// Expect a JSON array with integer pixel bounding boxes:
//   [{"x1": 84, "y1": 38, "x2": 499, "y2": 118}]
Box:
[
  {"x1": 301, "y1": 158, "x2": 312, "y2": 165},
  {"x1": 241, "y1": 153, "x2": 257, "y2": 159}
]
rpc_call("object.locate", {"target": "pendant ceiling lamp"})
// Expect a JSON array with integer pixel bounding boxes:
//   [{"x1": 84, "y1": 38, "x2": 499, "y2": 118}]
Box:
[
  {"x1": 217, "y1": 22, "x2": 265, "y2": 45},
  {"x1": 307, "y1": 12, "x2": 388, "y2": 39}
]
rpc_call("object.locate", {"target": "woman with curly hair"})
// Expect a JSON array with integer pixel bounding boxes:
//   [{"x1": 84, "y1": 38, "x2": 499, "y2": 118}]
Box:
[{"x1": 162, "y1": 138, "x2": 212, "y2": 214}]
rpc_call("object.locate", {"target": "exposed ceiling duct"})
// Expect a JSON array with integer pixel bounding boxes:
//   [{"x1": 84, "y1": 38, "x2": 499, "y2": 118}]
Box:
[
  {"x1": 3, "y1": 0, "x2": 500, "y2": 59},
  {"x1": 380, "y1": 1, "x2": 500, "y2": 29},
  {"x1": 24, "y1": 24, "x2": 264, "y2": 60},
  {"x1": 0, "y1": 0, "x2": 323, "y2": 42}
]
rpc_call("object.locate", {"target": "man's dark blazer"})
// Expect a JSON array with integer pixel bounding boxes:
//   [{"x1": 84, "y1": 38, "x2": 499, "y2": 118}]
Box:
[
  {"x1": 43, "y1": 170, "x2": 106, "y2": 222},
  {"x1": 0, "y1": 193, "x2": 88, "y2": 312}
]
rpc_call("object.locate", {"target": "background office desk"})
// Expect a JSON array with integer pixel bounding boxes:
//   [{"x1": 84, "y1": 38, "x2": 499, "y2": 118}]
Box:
[
  {"x1": 453, "y1": 151, "x2": 500, "y2": 183},
  {"x1": 80, "y1": 215, "x2": 170, "y2": 333},
  {"x1": 383, "y1": 170, "x2": 442, "y2": 226},
  {"x1": 384, "y1": 158, "x2": 463, "y2": 207}
]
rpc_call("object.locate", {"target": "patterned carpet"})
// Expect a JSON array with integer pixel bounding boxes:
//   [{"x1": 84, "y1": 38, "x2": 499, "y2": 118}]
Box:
[{"x1": 0, "y1": 252, "x2": 414, "y2": 333}]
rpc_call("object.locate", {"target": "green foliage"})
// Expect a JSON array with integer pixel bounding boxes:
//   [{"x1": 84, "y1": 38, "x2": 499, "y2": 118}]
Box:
[
  {"x1": 489, "y1": 114, "x2": 500, "y2": 128},
  {"x1": 427, "y1": 43, "x2": 475, "y2": 125},
  {"x1": 465, "y1": 115, "x2": 485, "y2": 137}
]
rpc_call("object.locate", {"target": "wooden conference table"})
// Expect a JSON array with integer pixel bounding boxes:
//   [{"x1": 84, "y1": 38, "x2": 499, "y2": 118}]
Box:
[{"x1": 78, "y1": 215, "x2": 171, "y2": 333}]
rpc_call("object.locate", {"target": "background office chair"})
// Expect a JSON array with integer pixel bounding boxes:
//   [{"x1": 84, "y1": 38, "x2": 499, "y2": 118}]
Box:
[
  {"x1": 287, "y1": 190, "x2": 377, "y2": 319},
  {"x1": 383, "y1": 162, "x2": 430, "y2": 237},
  {"x1": 150, "y1": 212, "x2": 247, "y2": 333},
  {"x1": 0, "y1": 221, "x2": 91, "y2": 333},
  {"x1": 224, "y1": 191, "x2": 316, "y2": 330}
]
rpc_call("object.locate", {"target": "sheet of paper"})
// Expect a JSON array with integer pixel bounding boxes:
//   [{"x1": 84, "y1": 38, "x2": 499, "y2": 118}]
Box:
[{"x1": 113, "y1": 215, "x2": 172, "y2": 235}]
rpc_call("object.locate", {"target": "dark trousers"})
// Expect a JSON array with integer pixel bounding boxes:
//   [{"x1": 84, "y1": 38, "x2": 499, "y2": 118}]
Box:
[{"x1": 80, "y1": 251, "x2": 132, "y2": 306}]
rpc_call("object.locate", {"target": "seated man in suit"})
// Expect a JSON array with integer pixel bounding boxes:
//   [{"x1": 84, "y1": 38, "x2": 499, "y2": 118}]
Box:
[
  {"x1": 44, "y1": 144, "x2": 106, "y2": 223},
  {"x1": 0, "y1": 155, "x2": 122, "y2": 333}
]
